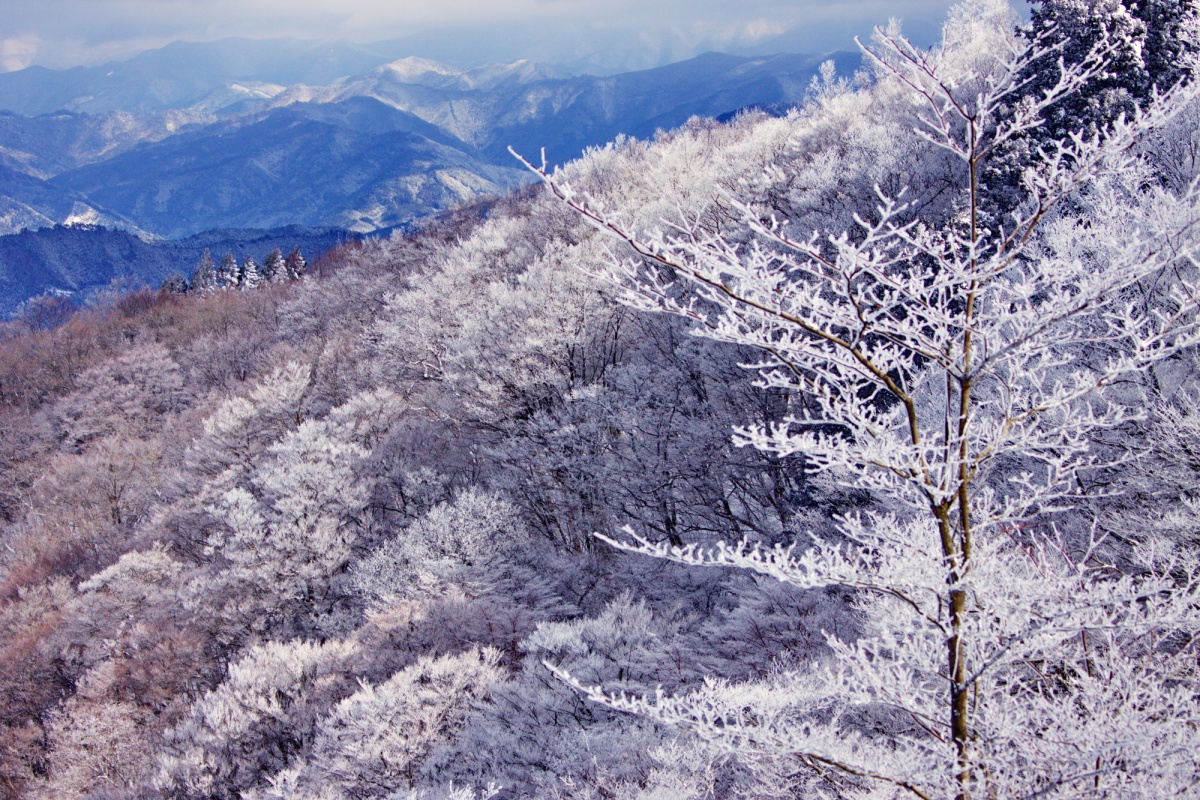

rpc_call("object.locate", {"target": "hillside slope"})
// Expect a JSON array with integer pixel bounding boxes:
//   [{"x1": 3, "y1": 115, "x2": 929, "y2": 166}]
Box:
[
  {"x1": 0, "y1": 224, "x2": 355, "y2": 314},
  {"x1": 3, "y1": 5, "x2": 1196, "y2": 799}
]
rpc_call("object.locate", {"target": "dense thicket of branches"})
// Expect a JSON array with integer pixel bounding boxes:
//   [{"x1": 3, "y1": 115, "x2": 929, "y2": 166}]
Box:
[{"x1": 0, "y1": 2, "x2": 1197, "y2": 799}]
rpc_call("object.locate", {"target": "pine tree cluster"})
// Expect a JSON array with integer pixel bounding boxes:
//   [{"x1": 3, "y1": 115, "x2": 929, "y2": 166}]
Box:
[{"x1": 186, "y1": 246, "x2": 308, "y2": 294}]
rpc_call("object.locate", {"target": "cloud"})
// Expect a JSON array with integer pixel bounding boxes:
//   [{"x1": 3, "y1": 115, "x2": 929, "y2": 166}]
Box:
[
  {"x1": 0, "y1": 35, "x2": 39, "y2": 72},
  {"x1": 737, "y1": 20, "x2": 790, "y2": 43},
  {"x1": 0, "y1": 0, "x2": 965, "y2": 70}
]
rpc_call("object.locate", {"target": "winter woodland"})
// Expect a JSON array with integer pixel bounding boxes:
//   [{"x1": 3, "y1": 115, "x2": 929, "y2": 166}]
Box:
[{"x1": 1, "y1": 1, "x2": 1199, "y2": 799}]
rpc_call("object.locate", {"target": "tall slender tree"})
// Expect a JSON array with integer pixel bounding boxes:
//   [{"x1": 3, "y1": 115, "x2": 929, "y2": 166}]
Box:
[
  {"x1": 240, "y1": 257, "x2": 261, "y2": 291},
  {"x1": 284, "y1": 247, "x2": 307, "y2": 281},
  {"x1": 217, "y1": 252, "x2": 240, "y2": 289},
  {"x1": 261, "y1": 248, "x2": 284, "y2": 283},
  {"x1": 189, "y1": 249, "x2": 218, "y2": 294},
  {"x1": 526, "y1": 1, "x2": 1200, "y2": 796}
]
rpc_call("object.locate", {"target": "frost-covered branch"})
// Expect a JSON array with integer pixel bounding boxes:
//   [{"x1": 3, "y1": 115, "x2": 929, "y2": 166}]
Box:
[{"x1": 525, "y1": 1, "x2": 1200, "y2": 796}]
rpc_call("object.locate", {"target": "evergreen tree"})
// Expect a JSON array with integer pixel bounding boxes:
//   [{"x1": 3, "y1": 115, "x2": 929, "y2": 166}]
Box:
[
  {"x1": 1022, "y1": 0, "x2": 1149, "y2": 141},
  {"x1": 217, "y1": 252, "x2": 240, "y2": 289},
  {"x1": 261, "y1": 248, "x2": 284, "y2": 283},
  {"x1": 1020, "y1": 0, "x2": 1199, "y2": 129},
  {"x1": 985, "y1": 0, "x2": 1197, "y2": 225},
  {"x1": 240, "y1": 257, "x2": 261, "y2": 291},
  {"x1": 189, "y1": 249, "x2": 218, "y2": 294},
  {"x1": 160, "y1": 273, "x2": 188, "y2": 295},
  {"x1": 283, "y1": 247, "x2": 307, "y2": 281},
  {"x1": 1132, "y1": 0, "x2": 1197, "y2": 92}
]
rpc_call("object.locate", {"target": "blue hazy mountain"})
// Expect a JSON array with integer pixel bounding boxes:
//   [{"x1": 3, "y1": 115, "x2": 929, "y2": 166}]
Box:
[
  {"x1": 30, "y1": 50, "x2": 858, "y2": 237},
  {"x1": 50, "y1": 97, "x2": 524, "y2": 238},
  {"x1": 479, "y1": 51, "x2": 863, "y2": 162},
  {"x1": 0, "y1": 163, "x2": 135, "y2": 236},
  {"x1": 0, "y1": 42, "x2": 861, "y2": 310},
  {"x1": 0, "y1": 111, "x2": 149, "y2": 176},
  {"x1": 367, "y1": 19, "x2": 890, "y2": 76},
  {"x1": 279, "y1": 50, "x2": 860, "y2": 159}
]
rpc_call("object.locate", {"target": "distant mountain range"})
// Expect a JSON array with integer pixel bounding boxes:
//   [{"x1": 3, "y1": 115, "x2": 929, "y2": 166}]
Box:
[
  {"x1": 0, "y1": 39, "x2": 860, "y2": 312},
  {"x1": 0, "y1": 42, "x2": 859, "y2": 238}
]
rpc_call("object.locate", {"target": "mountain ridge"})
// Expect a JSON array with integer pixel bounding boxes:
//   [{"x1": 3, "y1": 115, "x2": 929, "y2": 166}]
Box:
[
  {"x1": 0, "y1": 48, "x2": 859, "y2": 239},
  {"x1": 0, "y1": 223, "x2": 358, "y2": 315}
]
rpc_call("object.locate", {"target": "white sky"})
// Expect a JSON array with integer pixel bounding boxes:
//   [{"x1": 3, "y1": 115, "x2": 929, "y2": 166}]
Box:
[{"x1": 0, "y1": 0, "x2": 986, "y2": 72}]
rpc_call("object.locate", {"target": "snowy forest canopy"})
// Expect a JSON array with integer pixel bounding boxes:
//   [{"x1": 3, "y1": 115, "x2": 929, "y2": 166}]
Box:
[{"x1": 2, "y1": 1, "x2": 1200, "y2": 799}]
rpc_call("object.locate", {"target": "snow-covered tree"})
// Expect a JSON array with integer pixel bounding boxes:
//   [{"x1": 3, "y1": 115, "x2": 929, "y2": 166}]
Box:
[
  {"x1": 38, "y1": 660, "x2": 156, "y2": 798},
  {"x1": 1024, "y1": 0, "x2": 1198, "y2": 107},
  {"x1": 527, "y1": 1, "x2": 1200, "y2": 796},
  {"x1": 1139, "y1": 0, "x2": 1200, "y2": 90},
  {"x1": 156, "y1": 639, "x2": 360, "y2": 800},
  {"x1": 257, "y1": 649, "x2": 502, "y2": 799},
  {"x1": 200, "y1": 417, "x2": 371, "y2": 632},
  {"x1": 285, "y1": 247, "x2": 308, "y2": 281},
  {"x1": 218, "y1": 252, "x2": 241, "y2": 289},
  {"x1": 61, "y1": 543, "x2": 186, "y2": 669},
  {"x1": 1024, "y1": 0, "x2": 1150, "y2": 136},
  {"x1": 52, "y1": 343, "x2": 188, "y2": 445},
  {"x1": 184, "y1": 360, "x2": 311, "y2": 487},
  {"x1": 161, "y1": 272, "x2": 189, "y2": 294},
  {"x1": 428, "y1": 596, "x2": 696, "y2": 798},
  {"x1": 241, "y1": 256, "x2": 262, "y2": 290},
  {"x1": 185, "y1": 383, "x2": 417, "y2": 639},
  {"x1": 262, "y1": 248, "x2": 285, "y2": 283},
  {"x1": 190, "y1": 249, "x2": 218, "y2": 294},
  {"x1": 988, "y1": 0, "x2": 1200, "y2": 214},
  {"x1": 353, "y1": 488, "x2": 524, "y2": 607}
]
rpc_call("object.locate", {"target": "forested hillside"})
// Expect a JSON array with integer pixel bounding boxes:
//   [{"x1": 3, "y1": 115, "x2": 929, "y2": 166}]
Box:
[
  {"x1": 1, "y1": 1, "x2": 1199, "y2": 799},
  {"x1": 0, "y1": 225, "x2": 354, "y2": 316}
]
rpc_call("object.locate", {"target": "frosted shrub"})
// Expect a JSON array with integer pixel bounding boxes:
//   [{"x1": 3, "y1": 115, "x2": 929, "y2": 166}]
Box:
[
  {"x1": 156, "y1": 639, "x2": 359, "y2": 800},
  {"x1": 424, "y1": 596, "x2": 697, "y2": 798},
  {"x1": 186, "y1": 360, "x2": 311, "y2": 487},
  {"x1": 353, "y1": 488, "x2": 523, "y2": 606},
  {"x1": 197, "y1": 417, "x2": 371, "y2": 634},
  {"x1": 37, "y1": 661, "x2": 155, "y2": 799},
  {"x1": 209, "y1": 421, "x2": 368, "y2": 576},
  {"x1": 53, "y1": 343, "x2": 188, "y2": 446},
  {"x1": 259, "y1": 648, "x2": 502, "y2": 799}
]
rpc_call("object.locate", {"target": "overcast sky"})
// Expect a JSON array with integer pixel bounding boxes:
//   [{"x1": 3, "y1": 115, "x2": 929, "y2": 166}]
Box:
[{"x1": 0, "y1": 0, "x2": 1010, "y2": 73}]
